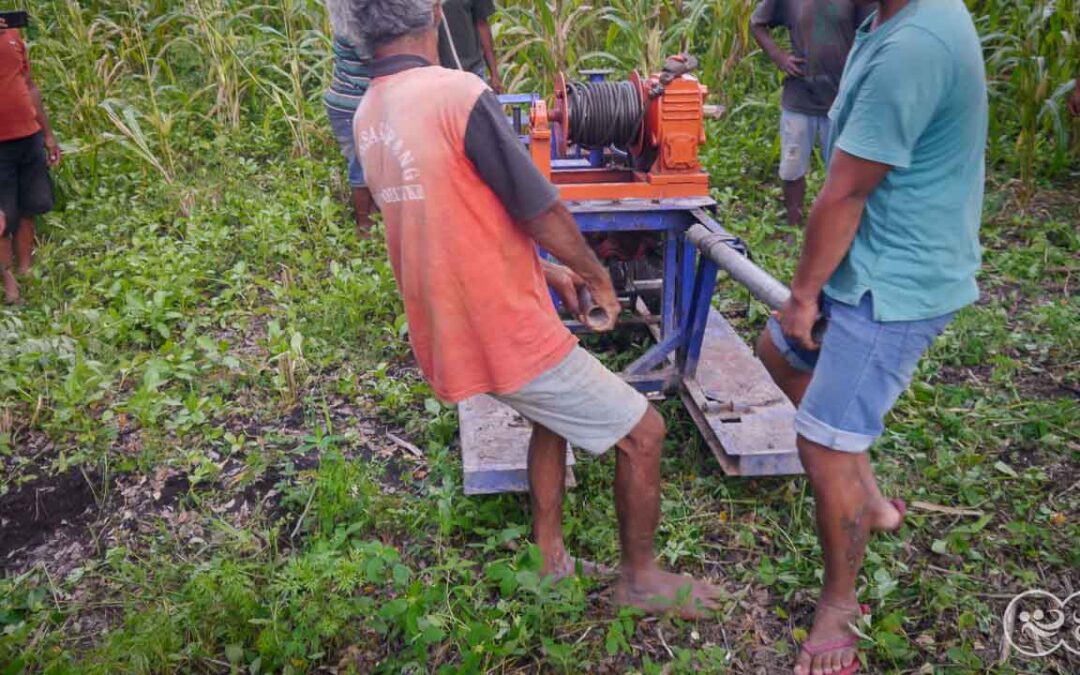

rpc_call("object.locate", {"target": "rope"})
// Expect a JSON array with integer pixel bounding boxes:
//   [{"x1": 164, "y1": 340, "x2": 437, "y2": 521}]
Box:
[
  {"x1": 440, "y1": 14, "x2": 463, "y2": 70},
  {"x1": 564, "y1": 80, "x2": 644, "y2": 149}
]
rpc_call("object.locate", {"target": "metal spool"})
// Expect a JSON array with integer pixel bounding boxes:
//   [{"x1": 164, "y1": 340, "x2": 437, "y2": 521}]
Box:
[{"x1": 552, "y1": 71, "x2": 647, "y2": 154}]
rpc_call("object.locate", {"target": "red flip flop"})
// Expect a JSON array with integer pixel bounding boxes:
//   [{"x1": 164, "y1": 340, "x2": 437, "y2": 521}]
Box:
[
  {"x1": 890, "y1": 498, "x2": 907, "y2": 520},
  {"x1": 873, "y1": 498, "x2": 907, "y2": 534},
  {"x1": 798, "y1": 604, "x2": 869, "y2": 675}
]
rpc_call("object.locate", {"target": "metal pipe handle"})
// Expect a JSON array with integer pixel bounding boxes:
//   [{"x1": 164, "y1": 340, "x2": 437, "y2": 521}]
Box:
[
  {"x1": 576, "y1": 287, "x2": 611, "y2": 331},
  {"x1": 686, "y1": 222, "x2": 791, "y2": 309},
  {"x1": 687, "y1": 212, "x2": 826, "y2": 343}
]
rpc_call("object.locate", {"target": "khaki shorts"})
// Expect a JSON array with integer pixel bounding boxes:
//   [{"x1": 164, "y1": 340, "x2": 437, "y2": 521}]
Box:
[{"x1": 492, "y1": 346, "x2": 649, "y2": 455}]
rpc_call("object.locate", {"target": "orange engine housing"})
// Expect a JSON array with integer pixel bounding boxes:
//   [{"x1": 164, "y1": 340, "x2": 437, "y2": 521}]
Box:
[
  {"x1": 633, "y1": 71, "x2": 709, "y2": 179},
  {"x1": 528, "y1": 67, "x2": 712, "y2": 201}
]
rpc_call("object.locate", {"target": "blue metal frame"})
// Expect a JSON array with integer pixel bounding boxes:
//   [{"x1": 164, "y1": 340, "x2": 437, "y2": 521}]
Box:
[
  {"x1": 496, "y1": 92, "x2": 719, "y2": 397},
  {"x1": 559, "y1": 203, "x2": 718, "y2": 395},
  {"x1": 498, "y1": 93, "x2": 538, "y2": 145}
]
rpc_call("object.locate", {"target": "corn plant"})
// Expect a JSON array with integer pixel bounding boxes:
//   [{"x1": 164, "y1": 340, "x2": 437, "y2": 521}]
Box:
[
  {"x1": 977, "y1": 0, "x2": 1078, "y2": 195},
  {"x1": 266, "y1": 319, "x2": 308, "y2": 407},
  {"x1": 256, "y1": 0, "x2": 332, "y2": 156},
  {"x1": 185, "y1": 0, "x2": 263, "y2": 128},
  {"x1": 604, "y1": 0, "x2": 760, "y2": 97},
  {"x1": 681, "y1": 0, "x2": 759, "y2": 95},
  {"x1": 499, "y1": 0, "x2": 761, "y2": 100},
  {"x1": 498, "y1": 0, "x2": 615, "y2": 94},
  {"x1": 100, "y1": 99, "x2": 176, "y2": 183},
  {"x1": 30, "y1": 3, "x2": 128, "y2": 139}
]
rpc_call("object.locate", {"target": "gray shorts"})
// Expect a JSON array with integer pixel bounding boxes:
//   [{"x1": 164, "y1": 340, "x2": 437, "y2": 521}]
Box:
[
  {"x1": 779, "y1": 109, "x2": 832, "y2": 182},
  {"x1": 492, "y1": 346, "x2": 649, "y2": 455}
]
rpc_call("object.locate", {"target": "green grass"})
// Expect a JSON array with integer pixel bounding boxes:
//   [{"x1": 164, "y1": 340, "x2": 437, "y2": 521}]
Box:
[{"x1": 1, "y1": 1, "x2": 1078, "y2": 673}]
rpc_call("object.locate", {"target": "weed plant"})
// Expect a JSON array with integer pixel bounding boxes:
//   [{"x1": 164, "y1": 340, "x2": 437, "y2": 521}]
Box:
[{"x1": 0, "y1": 1, "x2": 1076, "y2": 673}]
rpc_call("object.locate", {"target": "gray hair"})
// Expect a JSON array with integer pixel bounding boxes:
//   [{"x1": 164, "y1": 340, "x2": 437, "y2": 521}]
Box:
[
  {"x1": 325, "y1": 0, "x2": 359, "y2": 42},
  {"x1": 330, "y1": 0, "x2": 437, "y2": 49}
]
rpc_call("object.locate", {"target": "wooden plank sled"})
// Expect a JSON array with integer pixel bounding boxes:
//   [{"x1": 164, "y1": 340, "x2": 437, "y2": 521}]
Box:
[
  {"x1": 681, "y1": 307, "x2": 802, "y2": 476},
  {"x1": 459, "y1": 307, "x2": 801, "y2": 494},
  {"x1": 459, "y1": 394, "x2": 576, "y2": 495}
]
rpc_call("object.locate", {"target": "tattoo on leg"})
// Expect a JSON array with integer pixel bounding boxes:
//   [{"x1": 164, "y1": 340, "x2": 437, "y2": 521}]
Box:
[{"x1": 841, "y1": 511, "x2": 867, "y2": 571}]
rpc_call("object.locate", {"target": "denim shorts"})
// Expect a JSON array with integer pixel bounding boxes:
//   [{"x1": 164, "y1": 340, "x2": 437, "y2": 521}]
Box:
[
  {"x1": 325, "y1": 104, "x2": 365, "y2": 188},
  {"x1": 492, "y1": 346, "x2": 649, "y2": 455},
  {"x1": 779, "y1": 109, "x2": 832, "y2": 181},
  {"x1": 767, "y1": 293, "x2": 953, "y2": 452}
]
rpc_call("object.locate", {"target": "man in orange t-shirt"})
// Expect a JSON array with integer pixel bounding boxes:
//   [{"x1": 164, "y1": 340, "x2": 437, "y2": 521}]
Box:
[
  {"x1": 0, "y1": 17, "x2": 60, "y2": 304},
  {"x1": 347, "y1": 0, "x2": 720, "y2": 617}
]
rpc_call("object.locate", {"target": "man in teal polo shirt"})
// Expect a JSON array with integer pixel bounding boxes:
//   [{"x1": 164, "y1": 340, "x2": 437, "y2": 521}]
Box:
[{"x1": 755, "y1": 0, "x2": 987, "y2": 673}]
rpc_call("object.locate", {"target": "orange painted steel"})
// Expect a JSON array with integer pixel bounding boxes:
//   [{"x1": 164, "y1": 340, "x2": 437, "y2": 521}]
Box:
[
  {"x1": 528, "y1": 99, "x2": 552, "y2": 177},
  {"x1": 528, "y1": 66, "x2": 712, "y2": 201}
]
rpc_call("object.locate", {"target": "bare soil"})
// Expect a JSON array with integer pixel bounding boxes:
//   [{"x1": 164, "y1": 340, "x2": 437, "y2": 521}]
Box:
[{"x1": 0, "y1": 466, "x2": 101, "y2": 569}]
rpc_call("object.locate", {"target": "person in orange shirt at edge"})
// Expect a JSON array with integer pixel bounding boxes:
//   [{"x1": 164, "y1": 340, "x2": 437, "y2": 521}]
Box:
[
  {"x1": 343, "y1": 0, "x2": 721, "y2": 617},
  {"x1": 0, "y1": 15, "x2": 61, "y2": 304}
]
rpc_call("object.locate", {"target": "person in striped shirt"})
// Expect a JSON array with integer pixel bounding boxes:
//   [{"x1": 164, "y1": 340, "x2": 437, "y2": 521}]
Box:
[{"x1": 325, "y1": 1, "x2": 374, "y2": 237}]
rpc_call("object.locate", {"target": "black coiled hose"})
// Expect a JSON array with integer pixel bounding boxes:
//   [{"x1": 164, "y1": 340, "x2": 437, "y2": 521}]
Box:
[{"x1": 565, "y1": 80, "x2": 644, "y2": 150}]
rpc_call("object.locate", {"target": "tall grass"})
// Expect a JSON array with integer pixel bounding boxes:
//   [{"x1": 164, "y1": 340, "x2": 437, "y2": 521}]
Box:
[
  {"x1": 27, "y1": 0, "x2": 331, "y2": 184},
  {"x1": 497, "y1": 0, "x2": 1079, "y2": 186},
  {"x1": 29, "y1": 0, "x2": 1076, "y2": 188},
  {"x1": 977, "y1": 0, "x2": 1079, "y2": 193}
]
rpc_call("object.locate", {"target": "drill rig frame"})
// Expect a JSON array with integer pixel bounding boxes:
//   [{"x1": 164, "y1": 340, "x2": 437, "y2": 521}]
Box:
[{"x1": 460, "y1": 59, "x2": 803, "y2": 494}]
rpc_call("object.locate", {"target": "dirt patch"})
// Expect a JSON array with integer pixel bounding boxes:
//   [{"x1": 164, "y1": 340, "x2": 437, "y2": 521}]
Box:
[
  {"x1": 0, "y1": 467, "x2": 101, "y2": 569},
  {"x1": 0, "y1": 383, "x2": 423, "y2": 576}
]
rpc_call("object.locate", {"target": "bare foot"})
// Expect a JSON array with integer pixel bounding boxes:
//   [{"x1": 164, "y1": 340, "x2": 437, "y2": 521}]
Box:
[
  {"x1": 544, "y1": 555, "x2": 615, "y2": 582},
  {"x1": 868, "y1": 497, "x2": 905, "y2": 534},
  {"x1": 2, "y1": 269, "x2": 19, "y2": 305},
  {"x1": 794, "y1": 601, "x2": 863, "y2": 675},
  {"x1": 354, "y1": 215, "x2": 374, "y2": 240},
  {"x1": 613, "y1": 568, "x2": 721, "y2": 619}
]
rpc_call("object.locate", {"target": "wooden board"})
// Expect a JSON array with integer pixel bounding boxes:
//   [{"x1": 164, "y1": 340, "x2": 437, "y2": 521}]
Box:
[
  {"x1": 459, "y1": 395, "x2": 576, "y2": 495},
  {"x1": 683, "y1": 308, "x2": 803, "y2": 476},
  {"x1": 458, "y1": 308, "x2": 800, "y2": 493}
]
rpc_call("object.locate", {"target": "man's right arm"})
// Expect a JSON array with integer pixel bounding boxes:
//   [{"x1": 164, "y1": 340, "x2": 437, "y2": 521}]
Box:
[
  {"x1": 463, "y1": 89, "x2": 619, "y2": 328},
  {"x1": 750, "y1": 0, "x2": 805, "y2": 77},
  {"x1": 751, "y1": 25, "x2": 804, "y2": 77},
  {"x1": 519, "y1": 203, "x2": 618, "y2": 326}
]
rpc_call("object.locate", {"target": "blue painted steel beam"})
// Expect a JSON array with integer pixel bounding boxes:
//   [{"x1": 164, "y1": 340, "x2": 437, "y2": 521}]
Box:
[
  {"x1": 679, "y1": 237, "x2": 696, "y2": 330},
  {"x1": 633, "y1": 381, "x2": 668, "y2": 395},
  {"x1": 680, "y1": 257, "x2": 719, "y2": 378},
  {"x1": 662, "y1": 228, "x2": 678, "y2": 336},
  {"x1": 624, "y1": 329, "x2": 685, "y2": 376},
  {"x1": 573, "y1": 211, "x2": 672, "y2": 232},
  {"x1": 497, "y1": 93, "x2": 537, "y2": 105},
  {"x1": 552, "y1": 159, "x2": 593, "y2": 169}
]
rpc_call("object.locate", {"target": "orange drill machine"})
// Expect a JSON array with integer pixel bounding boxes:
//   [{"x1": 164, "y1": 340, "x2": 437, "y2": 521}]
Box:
[{"x1": 460, "y1": 56, "x2": 804, "y2": 494}]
